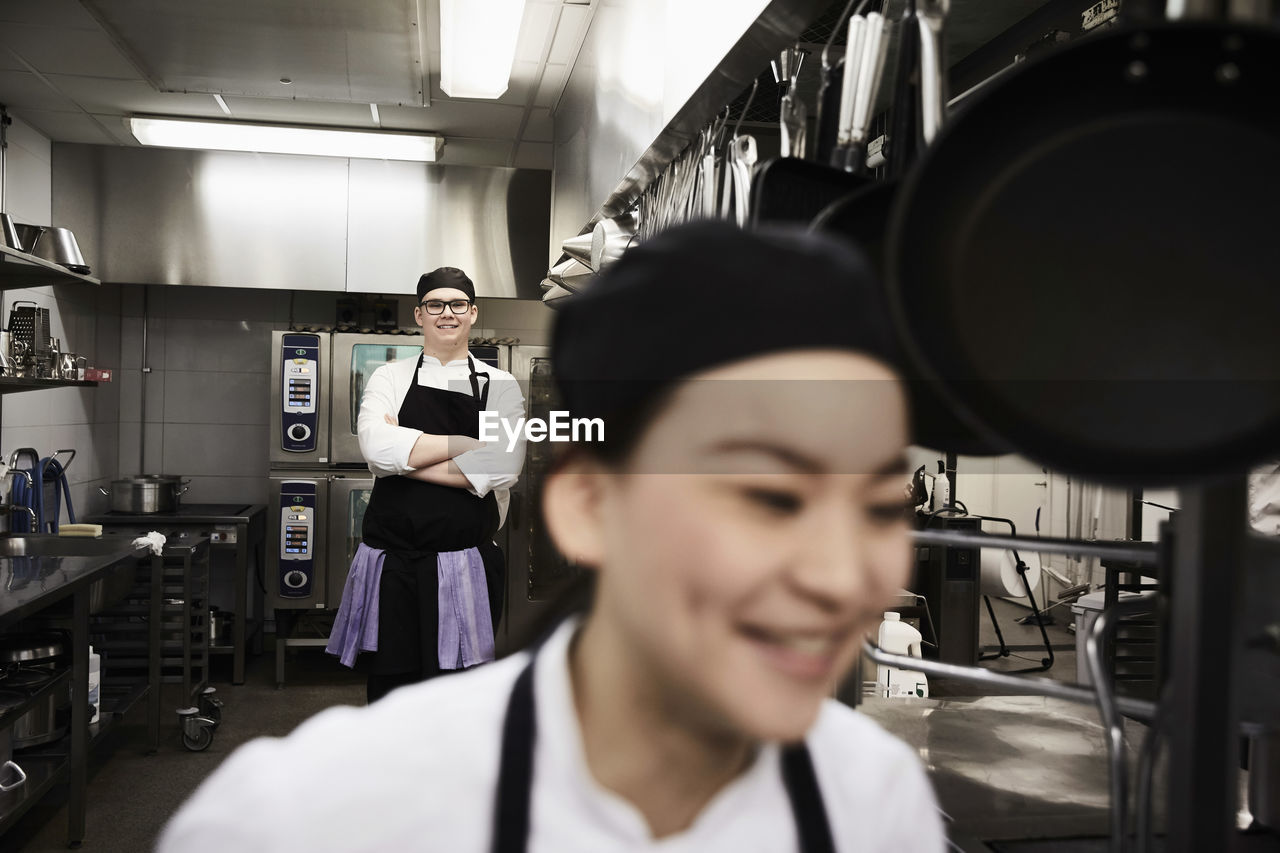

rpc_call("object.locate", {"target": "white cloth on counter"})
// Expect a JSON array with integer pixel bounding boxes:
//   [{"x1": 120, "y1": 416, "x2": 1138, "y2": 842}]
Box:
[
  {"x1": 1249, "y1": 460, "x2": 1280, "y2": 536},
  {"x1": 131, "y1": 531, "x2": 166, "y2": 556},
  {"x1": 355, "y1": 354, "x2": 526, "y2": 528},
  {"x1": 157, "y1": 620, "x2": 945, "y2": 853}
]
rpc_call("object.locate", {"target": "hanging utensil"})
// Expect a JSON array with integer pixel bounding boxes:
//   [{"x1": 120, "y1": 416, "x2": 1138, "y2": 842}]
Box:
[
  {"x1": 729, "y1": 135, "x2": 758, "y2": 227},
  {"x1": 832, "y1": 14, "x2": 869, "y2": 168},
  {"x1": 844, "y1": 11, "x2": 890, "y2": 174},
  {"x1": 773, "y1": 47, "x2": 809, "y2": 159}
]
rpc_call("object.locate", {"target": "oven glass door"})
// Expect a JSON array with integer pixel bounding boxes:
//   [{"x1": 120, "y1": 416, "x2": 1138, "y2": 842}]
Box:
[
  {"x1": 502, "y1": 346, "x2": 578, "y2": 653},
  {"x1": 327, "y1": 474, "x2": 375, "y2": 607},
  {"x1": 330, "y1": 333, "x2": 423, "y2": 465}
]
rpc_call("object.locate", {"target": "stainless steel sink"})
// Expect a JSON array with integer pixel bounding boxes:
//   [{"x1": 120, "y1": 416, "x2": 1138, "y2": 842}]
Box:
[{"x1": 0, "y1": 535, "x2": 143, "y2": 558}]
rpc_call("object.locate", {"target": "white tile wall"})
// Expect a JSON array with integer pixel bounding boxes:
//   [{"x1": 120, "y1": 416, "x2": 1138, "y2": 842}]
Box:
[{"x1": 0, "y1": 116, "x2": 123, "y2": 527}]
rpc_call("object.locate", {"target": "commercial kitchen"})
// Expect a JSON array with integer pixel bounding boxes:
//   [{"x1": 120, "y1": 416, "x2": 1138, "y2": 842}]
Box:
[{"x1": 0, "y1": 0, "x2": 1275, "y2": 850}]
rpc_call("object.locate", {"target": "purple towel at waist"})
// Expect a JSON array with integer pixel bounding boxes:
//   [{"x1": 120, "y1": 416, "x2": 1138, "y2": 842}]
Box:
[
  {"x1": 326, "y1": 543, "x2": 494, "y2": 671},
  {"x1": 437, "y1": 547, "x2": 495, "y2": 669},
  {"x1": 325, "y1": 543, "x2": 385, "y2": 667}
]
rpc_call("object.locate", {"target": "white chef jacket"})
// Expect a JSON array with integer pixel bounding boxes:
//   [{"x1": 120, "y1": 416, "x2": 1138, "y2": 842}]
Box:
[
  {"x1": 356, "y1": 353, "x2": 526, "y2": 528},
  {"x1": 158, "y1": 621, "x2": 947, "y2": 853}
]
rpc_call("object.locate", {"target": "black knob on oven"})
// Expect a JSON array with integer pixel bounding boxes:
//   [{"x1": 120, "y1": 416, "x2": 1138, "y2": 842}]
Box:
[
  {"x1": 287, "y1": 423, "x2": 311, "y2": 442},
  {"x1": 283, "y1": 570, "x2": 307, "y2": 589}
]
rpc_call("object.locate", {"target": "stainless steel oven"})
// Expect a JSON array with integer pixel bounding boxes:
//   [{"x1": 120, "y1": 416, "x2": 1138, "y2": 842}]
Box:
[
  {"x1": 327, "y1": 332, "x2": 510, "y2": 466},
  {"x1": 266, "y1": 469, "x2": 374, "y2": 611},
  {"x1": 498, "y1": 345, "x2": 579, "y2": 654}
]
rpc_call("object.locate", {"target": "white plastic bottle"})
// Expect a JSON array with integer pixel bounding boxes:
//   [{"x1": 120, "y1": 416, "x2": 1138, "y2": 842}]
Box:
[
  {"x1": 88, "y1": 646, "x2": 101, "y2": 724},
  {"x1": 876, "y1": 612, "x2": 929, "y2": 698},
  {"x1": 930, "y1": 460, "x2": 951, "y2": 511}
]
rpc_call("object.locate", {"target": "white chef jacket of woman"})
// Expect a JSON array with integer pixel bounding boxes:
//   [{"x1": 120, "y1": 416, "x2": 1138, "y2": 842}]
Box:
[
  {"x1": 158, "y1": 620, "x2": 946, "y2": 852},
  {"x1": 357, "y1": 353, "x2": 526, "y2": 527}
]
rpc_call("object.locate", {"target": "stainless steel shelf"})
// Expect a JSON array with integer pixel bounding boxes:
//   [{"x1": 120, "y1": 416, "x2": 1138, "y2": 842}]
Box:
[
  {"x1": 0, "y1": 754, "x2": 69, "y2": 836},
  {"x1": 0, "y1": 377, "x2": 98, "y2": 395},
  {"x1": 0, "y1": 245, "x2": 100, "y2": 288}
]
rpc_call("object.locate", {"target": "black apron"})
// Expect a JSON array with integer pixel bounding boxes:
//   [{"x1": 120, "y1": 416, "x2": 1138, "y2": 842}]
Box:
[
  {"x1": 491, "y1": 656, "x2": 837, "y2": 853},
  {"x1": 361, "y1": 353, "x2": 504, "y2": 678}
]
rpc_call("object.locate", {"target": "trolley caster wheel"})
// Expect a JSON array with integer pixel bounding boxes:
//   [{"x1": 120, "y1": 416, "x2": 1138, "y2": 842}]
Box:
[
  {"x1": 182, "y1": 726, "x2": 213, "y2": 752},
  {"x1": 177, "y1": 707, "x2": 218, "y2": 751},
  {"x1": 199, "y1": 687, "x2": 224, "y2": 728}
]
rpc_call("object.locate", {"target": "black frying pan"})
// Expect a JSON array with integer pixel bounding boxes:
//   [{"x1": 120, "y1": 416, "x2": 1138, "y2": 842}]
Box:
[{"x1": 886, "y1": 19, "x2": 1280, "y2": 483}]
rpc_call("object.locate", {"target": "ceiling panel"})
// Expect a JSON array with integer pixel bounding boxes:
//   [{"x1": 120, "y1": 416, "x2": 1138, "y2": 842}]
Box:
[
  {"x1": 0, "y1": 0, "x2": 102, "y2": 30},
  {"x1": 14, "y1": 109, "x2": 117, "y2": 145},
  {"x1": 524, "y1": 107, "x2": 552, "y2": 143},
  {"x1": 83, "y1": 0, "x2": 422, "y2": 105},
  {"x1": 533, "y1": 64, "x2": 565, "y2": 108},
  {"x1": 0, "y1": 70, "x2": 77, "y2": 112},
  {"x1": 0, "y1": 25, "x2": 143, "y2": 78},
  {"x1": 513, "y1": 1, "x2": 560, "y2": 63},
  {"x1": 513, "y1": 141, "x2": 551, "y2": 170},
  {"x1": 45, "y1": 75, "x2": 227, "y2": 118},
  {"x1": 220, "y1": 96, "x2": 375, "y2": 126},
  {"x1": 547, "y1": 5, "x2": 592, "y2": 65},
  {"x1": 438, "y1": 138, "x2": 514, "y2": 168},
  {"x1": 380, "y1": 100, "x2": 525, "y2": 137}
]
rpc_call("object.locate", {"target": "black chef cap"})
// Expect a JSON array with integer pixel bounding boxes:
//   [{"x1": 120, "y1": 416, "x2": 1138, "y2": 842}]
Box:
[
  {"x1": 551, "y1": 220, "x2": 902, "y2": 428},
  {"x1": 417, "y1": 267, "x2": 475, "y2": 301}
]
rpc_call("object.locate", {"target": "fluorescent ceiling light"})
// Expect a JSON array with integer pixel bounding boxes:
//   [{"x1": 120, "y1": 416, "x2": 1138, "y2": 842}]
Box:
[
  {"x1": 127, "y1": 117, "x2": 443, "y2": 162},
  {"x1": 439, "y1": 0, "x2": 528, "y2": 99}
]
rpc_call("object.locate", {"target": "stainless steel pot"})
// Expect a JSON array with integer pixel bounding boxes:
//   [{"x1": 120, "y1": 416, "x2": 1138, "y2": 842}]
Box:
[
  {"x1": 100, "y1": 475, "x2": 190, "y2": 514},
  {"x1": 0, "y1": 634, "x2": 69, "y2": 750},
  {"x1": 21, "y1": 225, "x2": 89, "y2": 275}
]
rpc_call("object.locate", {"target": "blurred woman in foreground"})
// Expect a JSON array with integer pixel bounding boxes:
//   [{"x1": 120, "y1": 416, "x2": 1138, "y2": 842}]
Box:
[{"x1": 158, "y1": 222, "x2": 945, "y2": 852}]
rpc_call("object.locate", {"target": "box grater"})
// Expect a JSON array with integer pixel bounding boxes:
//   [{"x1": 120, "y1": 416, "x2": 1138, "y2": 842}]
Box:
[{"x1": 8, "y1": 301, "x2": 51, "y2": 358}]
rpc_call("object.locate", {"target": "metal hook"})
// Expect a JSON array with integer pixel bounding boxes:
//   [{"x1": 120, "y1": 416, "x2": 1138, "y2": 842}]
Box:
[{"x1": 731, "y1": 78, "x2": 760, "y2": 140}]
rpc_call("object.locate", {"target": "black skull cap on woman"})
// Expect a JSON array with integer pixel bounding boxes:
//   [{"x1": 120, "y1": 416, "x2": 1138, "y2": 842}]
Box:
[{"x1": 551, "y1": 220, "x2": 903, "y2": 426}]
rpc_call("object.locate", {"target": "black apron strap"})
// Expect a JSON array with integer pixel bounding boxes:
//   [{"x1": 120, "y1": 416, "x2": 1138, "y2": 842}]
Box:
[
  {"x1": 491, "y1": 660, "x2": 536, "y2": 853},
  {"x1": 780, "y1": 743, "x2": 838, "y2": 853},
  {"x1": 468, "y1": 354, "x2": 491, "y2": 410},
  {"x1": 490, "y1": 655, "x2": 838, "y2": 853}
]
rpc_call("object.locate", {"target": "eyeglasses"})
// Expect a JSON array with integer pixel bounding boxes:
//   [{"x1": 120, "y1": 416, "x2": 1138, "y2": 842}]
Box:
[{"x1": 419, "y1": 299, "x2": 473, "y2": 315}]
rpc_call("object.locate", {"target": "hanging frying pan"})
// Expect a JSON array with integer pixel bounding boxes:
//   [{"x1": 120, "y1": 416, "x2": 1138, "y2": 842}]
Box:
[
  {"x1": 885, "y1": 4, "x2": 1280, "y2": 484},
  {"x1": 813, "y1": 0, "x2": 1006, "y2": 456}
]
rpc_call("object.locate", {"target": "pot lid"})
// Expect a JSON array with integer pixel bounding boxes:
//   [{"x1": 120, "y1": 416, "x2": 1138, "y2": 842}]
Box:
[{"x1": 0, "y1": 632, "x2": 67, "y2": 663}]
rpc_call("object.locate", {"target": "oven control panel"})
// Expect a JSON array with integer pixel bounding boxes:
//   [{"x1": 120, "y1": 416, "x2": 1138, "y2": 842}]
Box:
[
  {"x1": 277, "y1": 481, "x2": 315, "y2": 599},
  {"x1": 281, "y1": 334, "x2": 320, "y2": 453}
]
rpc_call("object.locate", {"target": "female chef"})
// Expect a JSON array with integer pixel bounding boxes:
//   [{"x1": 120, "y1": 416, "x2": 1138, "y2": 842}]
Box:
[
  {"x1": 159, "y1": 223, "x2": 945, "y2": 852},
  {"x1": 324, "y1": 266, "x2": 526, "y2": 703}
]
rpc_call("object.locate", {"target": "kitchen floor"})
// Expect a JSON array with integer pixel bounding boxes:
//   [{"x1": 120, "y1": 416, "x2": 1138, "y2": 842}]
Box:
[
  {"x1": 5, "y1": 641, "x2": 365, "y2": 852},
  {"x1": 5, "y1": 598, "x2": 1081, "y2": 852}
]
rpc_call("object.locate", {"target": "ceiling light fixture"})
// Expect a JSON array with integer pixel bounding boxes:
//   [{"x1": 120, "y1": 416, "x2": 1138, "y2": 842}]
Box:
[
  {"x1": 439, "y1": 0, "x2": 528, "y2": 99},
  {"x1": 213, "y1": 94, "x2": 231, "y2": 115},
  {"x1": 127, "y1": 117, "x2": 443, "y2": 162}
]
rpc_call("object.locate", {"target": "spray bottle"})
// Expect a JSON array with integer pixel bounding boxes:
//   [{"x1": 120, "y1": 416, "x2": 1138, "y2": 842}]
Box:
[{"x1": 876, "y1": 612, "x2": 929, "y2": 698}]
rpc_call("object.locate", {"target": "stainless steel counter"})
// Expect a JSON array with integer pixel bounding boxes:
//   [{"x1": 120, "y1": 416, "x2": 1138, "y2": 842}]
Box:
[
  {"x1": 0, "y1": 532, "x2": 148, "y2": 628},
  {"x1": 857, "y1": 694, "x2": 1160, "y2": 845}
]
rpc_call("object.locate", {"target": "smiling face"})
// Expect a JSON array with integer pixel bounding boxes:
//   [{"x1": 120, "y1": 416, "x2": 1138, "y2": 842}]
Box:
[
  {"x1": 415, "y1": 286, "x2": 477, "y2": 353},
  {"x1": 548, "y1": 349, "x2": 913, "y2": 743}
]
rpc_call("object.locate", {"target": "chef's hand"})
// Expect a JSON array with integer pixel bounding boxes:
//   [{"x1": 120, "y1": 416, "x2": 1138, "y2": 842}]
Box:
[{"x1": 384, "y1": 414, "x2": 398, "y2": 426}]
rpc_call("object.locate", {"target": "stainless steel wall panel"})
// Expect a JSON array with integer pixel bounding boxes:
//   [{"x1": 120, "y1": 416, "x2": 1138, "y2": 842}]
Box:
[
  {"x1": 51, "y1": 143, "x2": 550, "y2": 296},
  {"x1": 344, "y1": 160, "x2": 549, "y2": 298},
  {"x1": 53, "y1": 144, "x2": 349, "y2": 290},
  {"x1": 549, "y1": 0, "x2": 830, "y2": 253}
]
